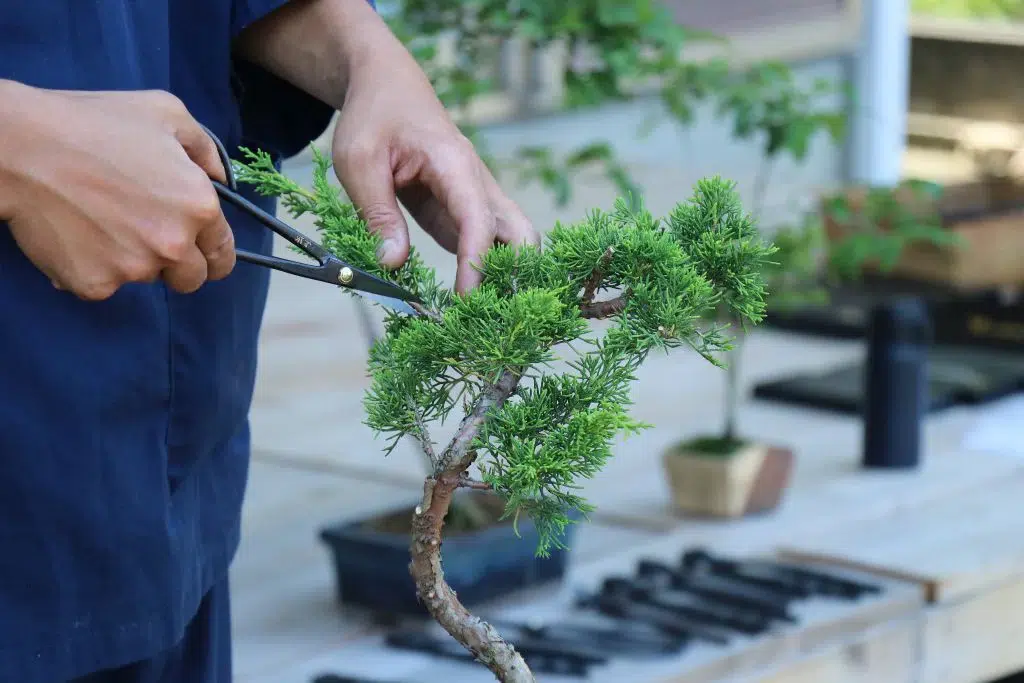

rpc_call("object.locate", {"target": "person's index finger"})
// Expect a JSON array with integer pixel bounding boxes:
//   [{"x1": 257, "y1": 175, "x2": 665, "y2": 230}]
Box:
[
  {"x1": 171, "y1": 115, "x2": 228, "y2": 184},
  {"x1": 442, "y1": 181, "x2": 497, "y2": 294},
  {"x1": 335, "y1": 152, "x2": 412, "y2": 269}
]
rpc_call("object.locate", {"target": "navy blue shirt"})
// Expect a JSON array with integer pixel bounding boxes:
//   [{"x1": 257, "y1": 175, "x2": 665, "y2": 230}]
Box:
[{"x1": 0, "y1": 2, "x2": 342, "y2": 681}]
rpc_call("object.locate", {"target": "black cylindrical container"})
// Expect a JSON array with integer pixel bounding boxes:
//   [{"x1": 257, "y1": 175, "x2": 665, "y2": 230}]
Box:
[{"x1": 861, "y1": 297, "x2": 931, "y2": 470}]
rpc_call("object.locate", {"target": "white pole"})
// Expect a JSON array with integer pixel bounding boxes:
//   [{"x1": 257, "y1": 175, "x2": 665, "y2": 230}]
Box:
[{"x1": 848, "y1": 0, "x2": 911, "y2": 187}]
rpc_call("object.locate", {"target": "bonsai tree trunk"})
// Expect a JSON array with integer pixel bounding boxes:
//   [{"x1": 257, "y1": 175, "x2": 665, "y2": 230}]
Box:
[
  {"x1": 722, "y1": 340, "x2": 742, "y2": 442},
  {"x1": 405, "y1": 273, "x2": 631, "y2": 682},
  {"x1": 407, "y1": 369, "x2": 535, "y2": 682}
]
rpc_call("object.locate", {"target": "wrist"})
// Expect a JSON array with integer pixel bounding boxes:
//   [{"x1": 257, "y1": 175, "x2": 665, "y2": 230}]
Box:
[
  {"x1": 235, "y1": 0, "x2": 398, "y2": 110},
  {"x1": 332, "y1": 1, "x2": 399, "y2": 87},
  {"x1": 0, "y1": 80, "x2": 39, "y2": 218}
]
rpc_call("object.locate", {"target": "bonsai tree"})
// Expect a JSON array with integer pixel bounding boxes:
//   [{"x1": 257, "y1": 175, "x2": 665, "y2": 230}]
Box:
[
  {"x1": 684, "y1": 63, "x2": 846, "y2": 448},
  {"x1": 235, "y1": 149, "x2": 774, "y2": 682}
]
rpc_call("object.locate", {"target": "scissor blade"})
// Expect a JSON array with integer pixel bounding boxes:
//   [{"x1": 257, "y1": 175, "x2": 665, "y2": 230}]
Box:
[{"x1": 350, "y1": 289, "x2": 420, "y2": 317}]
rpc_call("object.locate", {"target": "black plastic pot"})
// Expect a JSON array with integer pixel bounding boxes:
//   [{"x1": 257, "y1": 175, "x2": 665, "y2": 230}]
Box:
[{"x1": 318, "y1": 496, "x2": 578, "y2": 616}]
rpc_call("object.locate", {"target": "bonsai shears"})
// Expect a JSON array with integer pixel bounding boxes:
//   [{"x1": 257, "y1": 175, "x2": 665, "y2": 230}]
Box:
[{"x1": 202, "y1": 127, "x2": 423, "y2": 317}]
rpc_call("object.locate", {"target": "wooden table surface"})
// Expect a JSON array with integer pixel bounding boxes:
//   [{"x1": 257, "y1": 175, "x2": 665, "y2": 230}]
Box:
[{"x1": 238, "y1": 221, "x2": 1024, "y2": 682}]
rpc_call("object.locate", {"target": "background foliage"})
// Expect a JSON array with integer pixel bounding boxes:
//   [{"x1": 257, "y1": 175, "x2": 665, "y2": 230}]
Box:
[{"x1": 381, "y1": 0, "x2": 847, "y2": 210}]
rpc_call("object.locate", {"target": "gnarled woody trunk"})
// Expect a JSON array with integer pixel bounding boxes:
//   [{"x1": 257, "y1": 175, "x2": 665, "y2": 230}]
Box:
[
  {"x1": 406, "y1": 369, "x2": 536, "y2": 683},
  {"x1": 403, "y1": 265, "x2": 626, "y2": 682}
]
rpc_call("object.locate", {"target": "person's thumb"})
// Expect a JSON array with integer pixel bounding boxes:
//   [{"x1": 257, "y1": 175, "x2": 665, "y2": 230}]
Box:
[{"x1": 337, "y1": 157, "x2": 411, "y2": 269}]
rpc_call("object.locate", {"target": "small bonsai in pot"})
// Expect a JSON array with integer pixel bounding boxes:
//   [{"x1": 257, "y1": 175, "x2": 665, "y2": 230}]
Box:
[
  {"x1": 661, "y1": 63, "x2": 843, "y2": 519},
  {"x1": 236, "y1": 149, "x2": 772, "y2": 682}
]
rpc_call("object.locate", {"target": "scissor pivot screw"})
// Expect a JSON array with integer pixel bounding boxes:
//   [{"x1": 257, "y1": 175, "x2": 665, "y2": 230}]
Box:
[{"x1": 338, "y1": 267, "x2": 354, "y2": 284}]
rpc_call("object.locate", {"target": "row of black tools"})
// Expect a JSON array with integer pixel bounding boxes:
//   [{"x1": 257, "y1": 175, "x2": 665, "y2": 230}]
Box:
[{"x1": 313, "y1": 549, "x2": 883, "y2": 683}]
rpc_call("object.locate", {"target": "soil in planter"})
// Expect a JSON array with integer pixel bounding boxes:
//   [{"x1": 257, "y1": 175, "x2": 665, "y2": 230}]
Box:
[
  {"x1": 674, "y1": 436, "x2": 748, "y2": 457},
  {"x1": 365, "y1": 492, "x2": 510, "y2": 535}
]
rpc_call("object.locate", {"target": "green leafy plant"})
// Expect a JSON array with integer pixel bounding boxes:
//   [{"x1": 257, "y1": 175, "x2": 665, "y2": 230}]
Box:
[
  {"x1": 384, "y1": 0, "x2": 730, "y2": 205},
  {"x1": 235, "y1": 148, "x2": 773, "y2": 682},
  {"x1": 823, "y1": 179, "x2": 964, "y2": 280},
  {"x1": 912, "y1": 0, "x2": 1024, "y2": 21},
  {"x1": 681, "y1": 64, "x2": 846, "y2": 449}
]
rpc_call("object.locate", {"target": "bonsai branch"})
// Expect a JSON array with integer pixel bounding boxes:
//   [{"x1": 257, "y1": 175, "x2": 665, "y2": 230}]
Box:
[
  {"x1": 409, "y1": 401, "x2": 439, "y2": 466},
  {"x1": 579, "y1": 249, "x2": 628, "y2": 319},
  {"x1": 580, "y1": 294, "x2": 627, "y2": 319},
  {"x1": 439, "y1": 369, "x2": 521, "y2": 472},
  {"x1": 410, "y1": 301, "x2": 444, "y2": 322},
  {"x1": 458, "y1": 476, "x2": 493, "y2": 491},
  {"x1": 582, "y1": 246, "x2": 615, "y2": 304},
  {"x1": 409, "y1": 368, "x2": 534, "y2": 682}
]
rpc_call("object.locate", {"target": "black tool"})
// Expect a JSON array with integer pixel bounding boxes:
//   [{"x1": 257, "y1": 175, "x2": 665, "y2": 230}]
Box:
[
  {"x1": 681, "y1": 550, "x2": 811, "y2": 600},
  {"x1": 202, "y1": 126, "x2": 423, "y2": 317},
  {"x1": 312, "y1": 675, "x2": 397, "y2": 683},
  {"x1": 601, "y1": 577, "x2": 772, "y2": 636},
  {"x1": 385, "y1": 629, "x2": 605, "y2": 677},
  {"x1": 862, "y1": 297, "x2": 930, "y2": 469},
  {"x1": 751, "y1": 560, "x2": 882, "y2": 600},
  {"x1": 636, "y1": 559, "x2": 797, "y2": 623},
  {"x1": 682, "y1": 550, "x2": 881, "y2": 601},
  {"x1": 488, "y1": 618, "x2": 683, "y2": 658},
  {"x1": 577, "y1": 586, "x2": 731, "y2": 645}
]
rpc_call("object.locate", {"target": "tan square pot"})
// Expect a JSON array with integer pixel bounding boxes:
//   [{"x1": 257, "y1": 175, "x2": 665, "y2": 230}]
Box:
[{"x1": 661, "y1": 442, "x2": 794, "y2": 519}]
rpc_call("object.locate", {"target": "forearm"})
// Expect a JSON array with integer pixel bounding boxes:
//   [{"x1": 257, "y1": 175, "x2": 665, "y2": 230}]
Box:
[{"x1": 233, "y1": 0, "x2": 405, "y2": 111}]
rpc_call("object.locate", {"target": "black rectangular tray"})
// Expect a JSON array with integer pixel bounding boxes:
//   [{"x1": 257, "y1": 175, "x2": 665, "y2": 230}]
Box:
[{"x1": 753, "y1": 345, "x2": 1024, "y2": 415}]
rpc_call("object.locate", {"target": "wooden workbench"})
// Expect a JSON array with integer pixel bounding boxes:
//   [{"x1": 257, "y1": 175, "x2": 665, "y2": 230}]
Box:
[{"x1": 240, "y1": 317, "x2": 1024, "y2": 683}]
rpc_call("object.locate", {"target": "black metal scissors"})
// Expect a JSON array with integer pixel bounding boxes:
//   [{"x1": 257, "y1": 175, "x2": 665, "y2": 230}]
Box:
[{"x1": 202, "y1": 127, "x2": 422, "y2": 317}]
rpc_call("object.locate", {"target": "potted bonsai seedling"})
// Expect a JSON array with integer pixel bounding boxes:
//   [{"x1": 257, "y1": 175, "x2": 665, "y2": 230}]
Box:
[
  {"x1": 661, "y1": 63, "x2": 844, "y2": 519},
  {"x1": 235, "y1": 149, "x2": 773, "y2": 682}
]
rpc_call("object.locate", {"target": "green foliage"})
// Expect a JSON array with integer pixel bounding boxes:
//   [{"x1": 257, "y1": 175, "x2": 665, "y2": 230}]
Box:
[
  {"x1": 716, "y1": 63, "x2": 847, "y2": 164},
  {"x1": 235, "y1": 147, "x2": 774, "y2": 555},
  {"x1": 385, "y1": 0, "x2": 846, "y2": 209},
  {"x1": 912, "y1": 0, "x2": 1024, "y2": 21},
  {"x1": 824, "y1": 179, "x2": 963, "y2": 280},
  {"x1": 762, "y1": 214, "x2": 831, "y2": 312},
  {"x1": 384, "y1": 0, "x2": 716, "y2": 204}
]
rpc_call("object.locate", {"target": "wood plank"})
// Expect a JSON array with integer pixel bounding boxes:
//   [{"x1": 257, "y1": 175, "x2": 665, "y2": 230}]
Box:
[
  {"x1": 572, "y1": 447, "x2": 1024, "y2": 597},
  {"x1": 778, "y1": 465, "x2": 1024, "y2": 603},
  {"x1": 748, "y1": 619, "x2": 920, "y2": 683},
  {"x1": 919, "y1": 572, "x2": 1024, "y2": 683}
]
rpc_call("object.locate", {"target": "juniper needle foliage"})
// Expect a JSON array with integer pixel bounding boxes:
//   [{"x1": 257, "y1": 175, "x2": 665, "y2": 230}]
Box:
[{"x1": 235, "y1": 148, "x2": 775, "y2": 555}]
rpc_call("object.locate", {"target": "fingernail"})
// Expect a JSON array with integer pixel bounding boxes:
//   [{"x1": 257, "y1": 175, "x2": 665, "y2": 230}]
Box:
[{"x1": 377, "y1": 239, "x2": 397, "y2": 263}]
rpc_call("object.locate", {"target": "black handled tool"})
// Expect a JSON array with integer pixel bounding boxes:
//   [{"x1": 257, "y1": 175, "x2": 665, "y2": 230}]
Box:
[{"x1": 202, "y1": 126, "x2": 423, "y2": 317}]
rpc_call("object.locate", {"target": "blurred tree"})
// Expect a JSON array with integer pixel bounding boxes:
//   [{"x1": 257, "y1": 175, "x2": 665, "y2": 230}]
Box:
[{"x1": 383, "y1": 0, "x2": 847, "y2": 210}]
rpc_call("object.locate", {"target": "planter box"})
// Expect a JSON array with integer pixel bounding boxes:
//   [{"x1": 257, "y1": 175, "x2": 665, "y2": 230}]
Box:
[
  {"x1": 662, "y1": 441, "x2": 794, "y2": 518},
  {"x1": 318, "y1": 494, "x2": 576, "y2": 616},
  {"x1": 825, "y1": 179, "x2": 1024, "y2": 290}
]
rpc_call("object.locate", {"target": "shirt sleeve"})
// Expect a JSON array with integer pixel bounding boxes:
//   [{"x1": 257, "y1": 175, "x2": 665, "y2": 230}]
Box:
[{"x1": 229, "y1": 0, "x2": 377, "y2": 161}]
